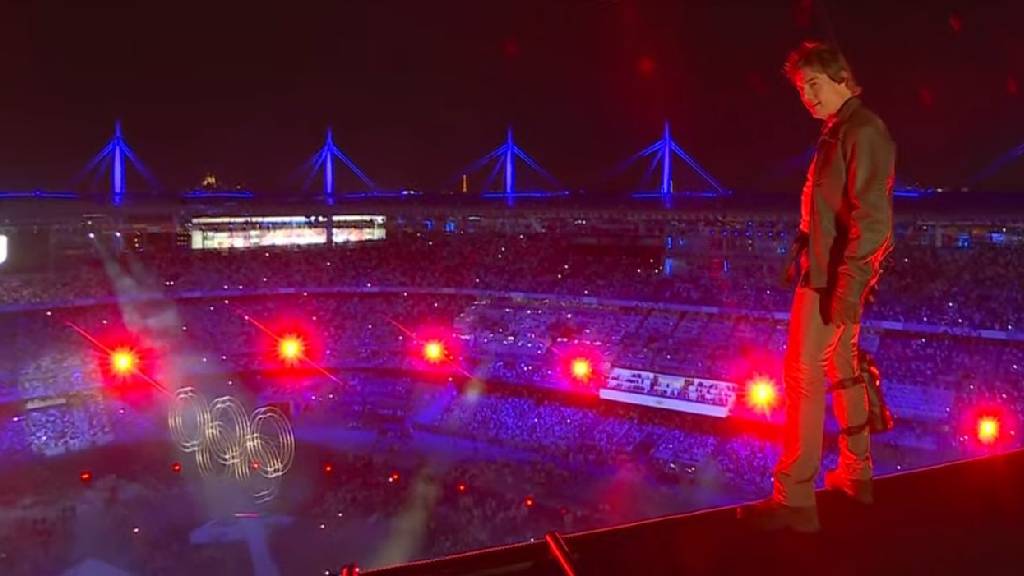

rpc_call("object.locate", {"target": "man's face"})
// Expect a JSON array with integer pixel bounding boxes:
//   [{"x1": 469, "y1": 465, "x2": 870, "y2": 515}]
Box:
[{"x1": 793, "y1": 67, "x2": 852, "y2": 120}]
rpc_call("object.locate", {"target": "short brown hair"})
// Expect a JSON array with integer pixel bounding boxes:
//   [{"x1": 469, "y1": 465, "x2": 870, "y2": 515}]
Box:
[{"x1": 783, "y1": 41, "x2": 862, "y2": 96}]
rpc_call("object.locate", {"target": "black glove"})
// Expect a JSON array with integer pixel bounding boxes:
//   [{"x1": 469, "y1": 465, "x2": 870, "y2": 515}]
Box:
[
  {"x1": 865, "y1": 279, "x2": 879, "y2": 305},
  {"x1": 779, "y1": 231, "x2": 809, "y2": 288}
]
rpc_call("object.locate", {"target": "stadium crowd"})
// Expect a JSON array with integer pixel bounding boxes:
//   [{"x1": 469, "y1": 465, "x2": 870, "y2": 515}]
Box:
[{"x1": 0, "y1": 212, "x2": 1021, "y2": 572}]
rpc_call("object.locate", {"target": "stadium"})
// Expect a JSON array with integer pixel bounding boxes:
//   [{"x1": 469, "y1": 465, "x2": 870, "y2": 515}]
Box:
[
  {"x1": 2, "y1": 2, "x2": 1023, "y2": 575},
  {"x1": 1, "y1": 201, "x2": 1022, "y2": 574}
]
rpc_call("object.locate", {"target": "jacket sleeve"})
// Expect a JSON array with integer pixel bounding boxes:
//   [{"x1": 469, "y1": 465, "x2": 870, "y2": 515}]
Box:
[
  {"x1": 834, "y1": 120, "x2": 895, "y2": 320},
  {"x1": 799, "y1": 158, "x2": 814, "y2": 235}
]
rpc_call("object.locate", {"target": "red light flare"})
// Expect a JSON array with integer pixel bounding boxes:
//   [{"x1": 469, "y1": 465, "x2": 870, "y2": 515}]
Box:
[
  {"x1": 792, "y1": 0, "x2": 813, "y2": 28},
  {"x1": 551, "y1": 344, "x2": 606, "y2": 390},
  {"x1": 637, "y1": 56, "x2": 656, "y2": 77},
  {"x1": 745, "y1": 375, "x2": 779, "y2": 414},
  {"x1": 63, "y1": 321, "x2": 169, "y2": 397},
  {"x1": 392, "y1": 320, "x2": 469, "y2": 377},
  {"x1": 277, "y1": 334, "x2": 306, "y2": 364},
  {"x1": 918, "y1": 87, "x2": 935, "y2": 108},
  {"x1": 237, "y1": 311, "x2": 340, "y2": 385},
  {"x1": 721, "y1": 344, "x2": 786, "y2": 428},
  {"x1": 977, "y1": 416, "x2": 1000, "y2": 445},
  {"x1": 960, "y1": 403, "x2": 1017, "y2": 451},
  {"x1": 422, "y1": 340, "x2": 447, "y2": 364},
  {"x1": 570, "y1": 357, "x2": 593, "y2": 382},
  {"x1": 948, "y1": 13, "x2": 963, "y2": 34},
  {"x1": 110, "y1": 347, "x2": 139, "y2": 376},
  {"x1": 502, "y1": 37, "x2": 520, "y2": 59}
]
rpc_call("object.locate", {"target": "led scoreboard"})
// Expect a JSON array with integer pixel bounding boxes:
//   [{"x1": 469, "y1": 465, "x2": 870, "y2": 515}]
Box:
[
  {"x1": 331, "y1": 215, "x2": 387, "y2": 244},
  {"x1": 188, "y1": 215, "x2": 385, "y2": 250}
]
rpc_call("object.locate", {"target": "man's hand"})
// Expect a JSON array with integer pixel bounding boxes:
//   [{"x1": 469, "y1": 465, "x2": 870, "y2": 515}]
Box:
[
  {"x1": 833, "y1": 118, "x2": 895, "y2": 324},
  {"x1": 865, "y1": 279, "x2": 880, "y2": 305},
  {"x1": 780, "y1": 258, "x2": 799, "y2": 288},
  {"x1": 780, "y1": 231, "x2": 809, "y2": 288}
]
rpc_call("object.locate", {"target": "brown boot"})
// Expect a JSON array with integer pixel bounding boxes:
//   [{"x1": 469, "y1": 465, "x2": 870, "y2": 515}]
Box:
[
  {"x1": 824, "y1": 469, "x2": 874, "y2": 505},
  {"x1": 736, "y1": 499, "x2": 821, "y2": 533}
]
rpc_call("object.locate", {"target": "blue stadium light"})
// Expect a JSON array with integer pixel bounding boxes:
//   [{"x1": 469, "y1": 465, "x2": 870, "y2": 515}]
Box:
[
  {"x1": 893, "y1": 184, "x2": 937, "y2": 199},
  {"x1": 332, "y1": 191, "x2": 420, "y2": 200},
  {"x1": 183, "y1": 190, "x2": 255, "y2": 200},
  {"x1": 0, "y1": 190, "x2": 78, "y2": 200},
  {"x1": 480, "y1": 191, "x2": 570, "y2": 199}
]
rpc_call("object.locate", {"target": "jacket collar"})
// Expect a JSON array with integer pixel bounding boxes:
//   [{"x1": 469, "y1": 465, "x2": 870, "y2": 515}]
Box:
[
  {"x1": 821, "y1": 96, "x2": 860, "y2": 136},
  {"x1": 835, "y1": 96, "x2": 861, "y2": 122}
]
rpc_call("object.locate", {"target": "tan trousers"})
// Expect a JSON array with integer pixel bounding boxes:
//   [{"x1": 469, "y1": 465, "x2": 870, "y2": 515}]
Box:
[{"x1": 773, "y1": 286, "x2": 872, "y2": 507}]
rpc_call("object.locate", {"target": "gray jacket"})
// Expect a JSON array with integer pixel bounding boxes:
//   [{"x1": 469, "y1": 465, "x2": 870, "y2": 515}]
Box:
[{"x1": 800, "y1": 97, "x2": 895, "y2": 323}]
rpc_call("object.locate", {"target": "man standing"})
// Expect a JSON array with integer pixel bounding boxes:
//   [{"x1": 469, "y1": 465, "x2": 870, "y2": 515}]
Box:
[{"x1": 739, "y1": 41, "x2": 895, "y2": 532}]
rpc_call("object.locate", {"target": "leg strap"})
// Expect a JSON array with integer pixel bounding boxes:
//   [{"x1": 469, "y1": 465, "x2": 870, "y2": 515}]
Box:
[
  {"x1": 840, "y1": 421, "x2": 870, "y2": 436},
  {"x1": 827, "y1": 374, "x2": 865, "y2": 394},
  {"x1": 830, "y1": 375, "x2": 869, "y2": 435}
]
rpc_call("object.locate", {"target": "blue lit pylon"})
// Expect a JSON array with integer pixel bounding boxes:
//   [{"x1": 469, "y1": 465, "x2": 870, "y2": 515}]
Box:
[
  {"x1": 629, "y1": 121, "x2": 730, "y2": 207},
  {"x1": 460, "y1": 126, "x2": 564, "y2": 206},
  {"x1": 504, "y1": 127, "x2": 514, "y2": 200},
  {"x1": 113, "y1": 123, "x2": 124, "y2": 205},
  {"x1": 80, "y1": 121, "x2": 154, "y2": 206},
  {"x1": 304, "y1": 128, "x2": 376, "y2": 205}
]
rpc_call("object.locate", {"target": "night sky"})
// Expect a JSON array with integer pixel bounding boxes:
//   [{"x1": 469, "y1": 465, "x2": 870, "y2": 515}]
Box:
[{"x1": 1, "y1": 0, "x2": 1022, "y2": 198}]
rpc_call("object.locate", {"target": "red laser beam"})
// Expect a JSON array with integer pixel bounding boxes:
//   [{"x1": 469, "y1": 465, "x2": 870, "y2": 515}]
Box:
[
  {"x1": 235, "y1": 311, "x2": 343, "y2": 385},
  {"x1": 64, "y1": 321, "x2": 170, "y2": 396},
  {"x1": 388, "y1": 318, "x2": 474, "y2": 379}
]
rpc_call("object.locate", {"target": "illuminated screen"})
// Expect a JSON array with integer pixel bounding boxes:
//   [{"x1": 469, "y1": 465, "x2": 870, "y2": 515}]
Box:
[
  {"x1": 332, "y1": 214, "x2": 386, "y2": 243},
  {"x1": 187, "y1": 215, "x2": 385, "y2": 250},
  {"x1": 190, "y1": 227, "x2": 327, "y2": 250},
  {"x1": 0, "y1": 234, "x2": 6, "y2": 265},
  {"x1": 333, "y1": 227, "x2": 386, "y2": 243}
]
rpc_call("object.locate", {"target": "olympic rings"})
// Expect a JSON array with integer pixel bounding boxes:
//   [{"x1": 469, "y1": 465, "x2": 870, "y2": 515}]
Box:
[{"x1": 168, "y1": 387, "x2": 295, "y2": 502}]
